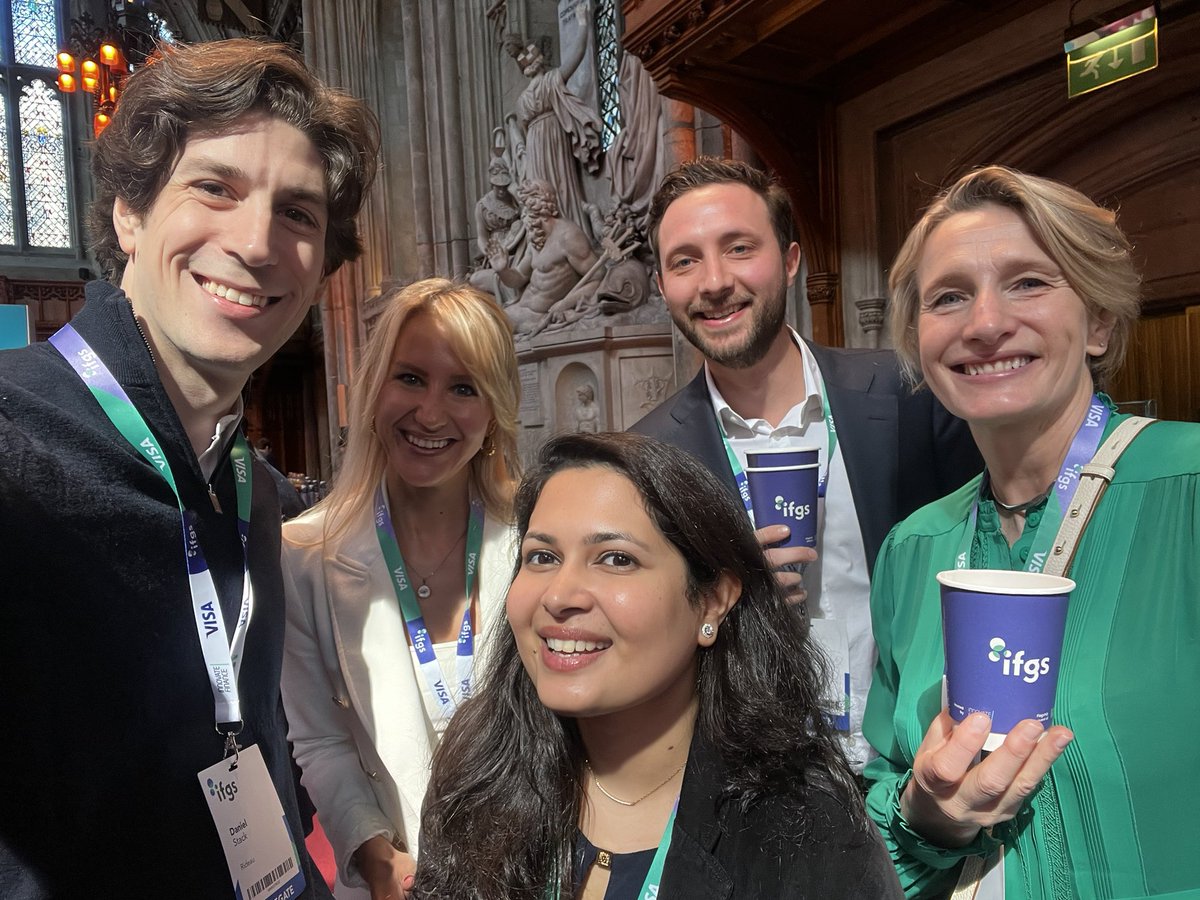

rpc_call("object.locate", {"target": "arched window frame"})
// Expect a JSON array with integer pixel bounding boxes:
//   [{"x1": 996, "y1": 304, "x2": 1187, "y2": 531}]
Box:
[{"x1": 0, "y1": 0, "x2": 85, "y2": 274}]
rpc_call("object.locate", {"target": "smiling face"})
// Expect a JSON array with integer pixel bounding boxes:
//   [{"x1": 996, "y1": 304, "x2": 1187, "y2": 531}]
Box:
[
  {"x1": 916, "y1": 203, "x2": 1113, "y2": 433},
  {"x1": 656, "y1": 182, "x2": 800, "y2": 370},
  {"x1": 374, "y1": 311, "x2": 493, "y2": 498},
  {"x1": 507, "y1": 466, "x2": 730, "y2": 725},
  {"x1": 114, "y1": 113, "x2": 328, "y2": 390}
]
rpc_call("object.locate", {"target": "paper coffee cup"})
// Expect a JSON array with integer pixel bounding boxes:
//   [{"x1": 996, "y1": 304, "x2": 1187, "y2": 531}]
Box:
[
  {"x1": 745, "y1": 446, "x2": 819, "y2": 468},
  {"x1": 937, "y1": 569, "x2": 1074, "y2": 751},
  {"x1": 744, "y1": 462, "x2": 819, "y2": 549}
]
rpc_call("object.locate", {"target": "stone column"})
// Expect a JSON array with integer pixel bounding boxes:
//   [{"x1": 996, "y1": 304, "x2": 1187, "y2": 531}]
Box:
[
  {"x1": 302, "y1": 0, "x2": 386, "y2": 468},
  {"x1": 402, "y1": 0, "x2": 436, "y2": 277},
  {"x1": 663, "y1": 99, "x2": 696, "y2": 167},
  {"x1": 855, "y1": 297, "x2": 887, "y2": 349}
]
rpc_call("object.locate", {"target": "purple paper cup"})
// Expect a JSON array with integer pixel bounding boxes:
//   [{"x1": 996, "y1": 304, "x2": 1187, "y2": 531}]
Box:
[
  {"x1": 937, "y1": 569, "x2": 1074, "y2": 751},
  {"x1": 745, "y1": 446, "x2": 819, "y2": 468},
  {"x1": 745, "y1": 463, "x2": 819, "y2": 549}
]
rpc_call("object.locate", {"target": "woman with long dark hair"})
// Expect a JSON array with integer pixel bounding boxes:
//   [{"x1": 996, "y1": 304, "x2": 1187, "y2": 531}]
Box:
[{"x1": 415, "y1": 432, "x2": 901, "y2": 899}]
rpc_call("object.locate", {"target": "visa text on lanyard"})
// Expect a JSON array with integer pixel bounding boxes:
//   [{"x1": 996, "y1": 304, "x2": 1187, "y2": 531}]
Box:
[
  {"x1": 373, "y1": 485, "x2": 484, "y2": 722},
  {"x1": 955, "y1": 395, "x2": 1110, "y2": 573},
  {"x1": 50, "y1": 324, "x2": 254, "y2": 736}
]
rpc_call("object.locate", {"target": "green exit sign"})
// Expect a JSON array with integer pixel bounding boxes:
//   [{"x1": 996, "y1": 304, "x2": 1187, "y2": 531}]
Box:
[{"x1": 1065, "y1": 5, "x2": 1158, "y2": 98}]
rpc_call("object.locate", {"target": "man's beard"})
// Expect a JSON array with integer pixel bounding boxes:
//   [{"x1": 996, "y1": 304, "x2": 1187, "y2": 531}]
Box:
[{"x1": 672, "y1": 282, "x2": 788, "y2": 370}]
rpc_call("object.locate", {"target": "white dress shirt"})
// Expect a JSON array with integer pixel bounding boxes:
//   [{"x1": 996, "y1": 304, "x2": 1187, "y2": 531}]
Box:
[{"x1": 705, "y1": 330, "x2": 876, "y2": 770}]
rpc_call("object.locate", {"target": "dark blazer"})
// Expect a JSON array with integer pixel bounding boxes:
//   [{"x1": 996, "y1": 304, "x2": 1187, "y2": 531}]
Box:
[
  {"x1": 630, "y1": 343, "x2": 981, "y2": 572},
  {"x1": 0, "y1": 283, "x2": 329, "y2": 898},
  {"x1": 658, "y1": 736, "x2": 903, "y2": 898}
]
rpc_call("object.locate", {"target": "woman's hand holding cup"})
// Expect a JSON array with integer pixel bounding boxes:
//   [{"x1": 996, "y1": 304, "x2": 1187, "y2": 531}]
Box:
[{"x1": 901, "y1": 710, "x2": 1074, "y2": 848}]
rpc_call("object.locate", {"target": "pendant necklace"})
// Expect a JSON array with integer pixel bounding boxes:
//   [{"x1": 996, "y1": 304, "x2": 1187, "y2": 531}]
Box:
[
  {"x1": 985, "y1": 472, "x2": 1053, "y2": 516},
  {"x1": 407, "y1": 525, "x2": 468, "y2": 600}
]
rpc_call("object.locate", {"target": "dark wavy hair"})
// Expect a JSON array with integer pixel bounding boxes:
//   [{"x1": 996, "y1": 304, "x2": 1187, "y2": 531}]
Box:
[
  {"x1": 89, "y1": 38, "x2": 380, "y2": 281},
  {"x1": 646, "y1": 156, "x2": 794, "y2": 264},
  {"x1": 414, "y1": 432, "x2": 860, "y2": 899}
]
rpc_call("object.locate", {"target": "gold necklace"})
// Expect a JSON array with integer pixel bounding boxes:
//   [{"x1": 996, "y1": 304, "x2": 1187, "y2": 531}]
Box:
[
  {"x1": 585, "y1": 759, "x2": 685, "y2": 807},
  {"x1": 405, "y1": 525, "x2": 467, "y2": 600}
]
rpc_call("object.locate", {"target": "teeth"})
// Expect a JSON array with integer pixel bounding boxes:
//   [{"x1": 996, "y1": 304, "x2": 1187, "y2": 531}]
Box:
[
  {"x1": 964, "y1": 356, "x2": 1031, "y2": 376},
  {"x1": 203, "y1": 279, "x2": 269, "y2": 309},
  {"x1": 406, "y1": 434, "x2": 450, "y2": 450},
  {"x1": 546, "y1": 637, "x2": 609, "y2": 653}
]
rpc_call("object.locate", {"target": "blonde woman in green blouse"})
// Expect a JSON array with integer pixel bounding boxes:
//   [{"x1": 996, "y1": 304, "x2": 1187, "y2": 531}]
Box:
[{"x1": 864, "y1": 166, "x2": 1200, "y2": 899}]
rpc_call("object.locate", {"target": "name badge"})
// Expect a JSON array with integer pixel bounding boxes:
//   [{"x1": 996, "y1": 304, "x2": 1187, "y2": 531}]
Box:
[
  {"x1": 810, "y1": 617, "x2": 852, "y2": 732},
  {"x1": 198, "y1": 744, "x2": 306, "y2": 900}
]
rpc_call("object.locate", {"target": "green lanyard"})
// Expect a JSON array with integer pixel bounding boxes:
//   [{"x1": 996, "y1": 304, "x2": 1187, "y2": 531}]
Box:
[
  {"x1": 373, "y1": 485, "x2": 485, "y2": 720},
  {"x1": 50, "y1": 322, "x2": 254, "y2": 732},
  {"x1": 720, "y1": 373, "x2": 838, "y2": 517},
  {"x1": 552, "y1": 799, "x2": 677, "y2": 899}
]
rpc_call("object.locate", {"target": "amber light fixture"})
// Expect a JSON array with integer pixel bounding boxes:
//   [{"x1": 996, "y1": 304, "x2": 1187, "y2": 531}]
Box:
[{"x1": 55, "y1": 3, "x2": 159, "y2": 136}]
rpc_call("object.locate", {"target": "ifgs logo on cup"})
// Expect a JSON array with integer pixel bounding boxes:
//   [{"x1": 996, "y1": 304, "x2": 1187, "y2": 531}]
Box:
[
  {"x1": 773, "y1": 495, "x2": 811, "y2": 521},
  {"x1": 207, "y1": 776, "x2": 239, "y2": 803},
  {"x1": 988, "y1": 637, "x2": 1051, "y2": 683}
]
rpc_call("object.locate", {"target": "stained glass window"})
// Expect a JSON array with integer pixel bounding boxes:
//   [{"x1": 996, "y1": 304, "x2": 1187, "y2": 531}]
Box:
[
  {"x1": 12, "y1": 0, "x2": 56, "y2": 67},
  {"x1": 0, "y1": 0, "x2": 74, "y2": 252},
  {"x1": 595, "y1": 0, "x2": 621, "y2": 150},
  {"x1": 20, "y1": 78, "x2": 67, "y2": 247},
  {"x1": 0, "y1": 91, "x2": 13, "y2": 245}
]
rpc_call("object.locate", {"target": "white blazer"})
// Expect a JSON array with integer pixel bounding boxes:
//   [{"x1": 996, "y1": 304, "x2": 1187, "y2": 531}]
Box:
[{"x1": 280, "y1": 494, "x2": 516, "y2": 897}]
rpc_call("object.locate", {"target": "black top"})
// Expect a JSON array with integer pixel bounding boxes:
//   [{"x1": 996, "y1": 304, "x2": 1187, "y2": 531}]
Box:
[
  {"x1": 0, "y1": 282, "x2": 329, "y2": 898},
  {"x1": 574, "y1": 831, "x2": 656, "y2": 899},
  {"x1": 654, "y1": 734, "x2": 904, "y2": 899}
]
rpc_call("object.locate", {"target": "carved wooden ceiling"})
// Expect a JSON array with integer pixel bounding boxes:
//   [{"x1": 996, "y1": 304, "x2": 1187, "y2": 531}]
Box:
[
  {"x1": 621, "y1": 0, "x2": 1051, "y2": 343},
  {"x1": 623, "y1": 0, "x2": 1053, "y2": 102}
]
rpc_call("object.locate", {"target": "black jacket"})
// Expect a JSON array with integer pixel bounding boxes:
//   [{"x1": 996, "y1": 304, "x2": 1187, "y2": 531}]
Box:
[
  {"x1": 657, "y1": 736, "x2": 903, "y2": 898},
  {"x1": 630, "y1": 343, "x2": 982, "y2": 573},
  {"x1": 0, "y1": 282, "x2": 329, "y2": 898}
]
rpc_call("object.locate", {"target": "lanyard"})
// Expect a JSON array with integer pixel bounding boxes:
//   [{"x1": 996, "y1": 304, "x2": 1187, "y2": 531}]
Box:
[
  {"x1": 635, "y1": 798, "x2": 678, "y2": 899},
  {"x1": 49, "y1": 324, "x2": 254, "y2": 735},
  {"x1": 721, "y1": 377, "x2": 838, "y2": 518},
  {"x1": 373, "y1": 485, "x2": 484, "y2": 722},
  {"x1": 552, "y1": 797, "x2": 678, "y2": 900},
  {"x1": 955, "y1": 395, "x2": 1110, "y2": 573}
]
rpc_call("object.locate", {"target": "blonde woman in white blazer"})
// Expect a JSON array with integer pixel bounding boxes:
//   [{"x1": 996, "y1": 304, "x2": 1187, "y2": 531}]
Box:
[{"x1": 281, "y1": 279, "x2": 522, "y2": 900}]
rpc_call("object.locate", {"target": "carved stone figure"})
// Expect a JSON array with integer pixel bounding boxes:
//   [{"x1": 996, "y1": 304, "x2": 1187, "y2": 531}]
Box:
[
  {"x1": 573, "y1": 384, "x2": 600, "y2": 433},
  {"x1": 469, "y1": 154, "x2": 525, "y2": 302},
  {"x1": 499, "y1": 181, "x2": 602, "y2": 338},
  {"x1": 503, "y1": 15, "x2": 602, "y2": 238},
  {"x1": 606, "y1": 51, "x2": 663, "y2": 235}
]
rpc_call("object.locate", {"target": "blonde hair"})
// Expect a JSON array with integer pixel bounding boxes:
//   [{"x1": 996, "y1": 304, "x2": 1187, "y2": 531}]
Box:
[
  {"x1": 313, "y1": 278, "x2": 521, "y2": 544},
  {"x1": 888, "y1": 165, "x2": 1140, "y2": 388}
]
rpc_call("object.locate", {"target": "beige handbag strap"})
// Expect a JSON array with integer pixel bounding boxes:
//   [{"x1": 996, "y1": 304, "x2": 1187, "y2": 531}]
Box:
[
  {"x1": 1042, "y1": 415, "x2": 1155, "y2": 578},
  {"x1": 950, "y1": 414, "x2": 1155, "y2": 899}
]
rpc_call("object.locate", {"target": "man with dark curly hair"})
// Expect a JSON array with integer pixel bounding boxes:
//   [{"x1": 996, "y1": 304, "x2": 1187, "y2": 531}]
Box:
[{"x1": 0, "y1": 39, "x2": 378, "y2": 898}]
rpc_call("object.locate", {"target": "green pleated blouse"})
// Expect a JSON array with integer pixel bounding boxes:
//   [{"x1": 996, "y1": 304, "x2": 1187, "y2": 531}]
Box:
[{"x1": 863, "y1": 410, "x2": 1200, "y2": 899}]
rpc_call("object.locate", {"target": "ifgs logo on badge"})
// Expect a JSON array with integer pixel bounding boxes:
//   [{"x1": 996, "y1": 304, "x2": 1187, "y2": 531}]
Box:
[
  {"x1": 988, "y1": 637, "x2": 1051, "y2": 684},
  {"x1": 207, "y1": 777, "x2": 239, "y2": 802}
]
